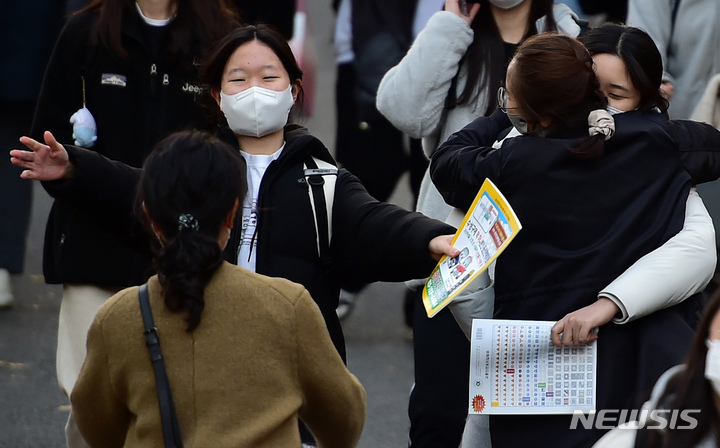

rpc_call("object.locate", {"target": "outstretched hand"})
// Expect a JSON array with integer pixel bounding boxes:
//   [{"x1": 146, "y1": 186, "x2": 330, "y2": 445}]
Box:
[
  {"x1": 10, "y1": 131, "x2": 73, "y2": 181},
  {"x1": 428, "y1": 234, "x2": 460, "y2": 261},
  {"x1": 550, "y1": 298, "x2": 620, "y2": 347}
]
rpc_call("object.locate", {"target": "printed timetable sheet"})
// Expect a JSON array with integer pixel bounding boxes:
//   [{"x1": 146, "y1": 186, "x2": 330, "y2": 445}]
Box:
[{"x1": 469, "y1": 319, "x2": 597, "y2": 415}]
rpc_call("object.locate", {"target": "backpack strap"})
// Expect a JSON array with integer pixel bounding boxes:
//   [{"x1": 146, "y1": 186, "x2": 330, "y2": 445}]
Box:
[
  {"x1": 302, "y1": 157, "x2": 338, "y2": 269},
  {"x1": 138, "y1": 283, "x2": 184, "y2": 448}
]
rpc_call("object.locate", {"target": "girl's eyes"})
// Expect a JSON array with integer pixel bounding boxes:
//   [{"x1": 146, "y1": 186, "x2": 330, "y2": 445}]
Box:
[{"x1": 607, "y1": 93, "x2": 625, "y2": 100}]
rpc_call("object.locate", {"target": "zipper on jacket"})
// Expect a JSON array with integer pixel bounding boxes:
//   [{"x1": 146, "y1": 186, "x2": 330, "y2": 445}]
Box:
[
  {"x1": 150, "y1": 63, "x2": 158, "y2": 91},
  {"x1": 162, "y1": 74, "x2": 169, "y2": 85}
]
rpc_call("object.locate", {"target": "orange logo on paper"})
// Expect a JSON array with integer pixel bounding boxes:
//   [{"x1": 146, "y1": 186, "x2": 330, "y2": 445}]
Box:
[{"x1": 472, "y1": 395, "x2": 486, "y2": 413}]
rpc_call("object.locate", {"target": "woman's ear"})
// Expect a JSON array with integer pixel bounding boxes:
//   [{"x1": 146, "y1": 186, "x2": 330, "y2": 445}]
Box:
[
  {"x1": 211, "y1": 88, "x2": 221, "y2": 107},
  {"x1": 291, "y1": 79, "x2": 303, "y2": 102},
  {"x1": 224, "y1": 198, "x2": 241, "y2": 229},
  {"x1": 142, "y1": 202, "x2": 165, "y2": 243}
]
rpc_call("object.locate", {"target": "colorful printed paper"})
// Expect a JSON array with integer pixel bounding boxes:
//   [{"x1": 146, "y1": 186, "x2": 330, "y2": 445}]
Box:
[
  {"x1": 469, "y1": 319, "x2": 597, "y2": 415},
  {"x1": 422, "y1": 179, "x2": 521, "y2": 317}
]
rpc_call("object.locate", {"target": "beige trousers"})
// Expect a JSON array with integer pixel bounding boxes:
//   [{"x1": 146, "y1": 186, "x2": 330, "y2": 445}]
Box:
[{"x1": 57, "y1": 284, "x2": 119, "y2": 448}]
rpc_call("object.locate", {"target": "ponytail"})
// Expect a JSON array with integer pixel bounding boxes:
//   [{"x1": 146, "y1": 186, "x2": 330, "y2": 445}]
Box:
[{"x1": 155, "y1": 218, "x2": 223, "y2": 331}]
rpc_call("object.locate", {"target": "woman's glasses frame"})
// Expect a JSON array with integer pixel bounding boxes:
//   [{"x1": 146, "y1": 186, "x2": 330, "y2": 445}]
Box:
[{"x1": 497, "y1": 86, "x2": 520, "y2": 114}]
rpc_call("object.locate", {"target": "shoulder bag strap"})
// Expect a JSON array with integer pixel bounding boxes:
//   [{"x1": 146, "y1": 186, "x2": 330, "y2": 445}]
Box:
[{"x1": 138, "y1": 283, "x2": 184, "y2": 448}]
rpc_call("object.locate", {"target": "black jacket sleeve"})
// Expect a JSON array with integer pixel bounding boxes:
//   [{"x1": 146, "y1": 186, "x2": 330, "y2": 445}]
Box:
[
  {"x1": 671, "y1": 119, "x2": 720, "y2": 184},
  {"x1": 430, "y1": 110, "x2": 512, "y2": 211},
  {"x1": 332, "y1": 170, "x2": 455, "y2": 285},
  {"x1": 42, "y1": 145, "x2": 149, "y2": 253}
]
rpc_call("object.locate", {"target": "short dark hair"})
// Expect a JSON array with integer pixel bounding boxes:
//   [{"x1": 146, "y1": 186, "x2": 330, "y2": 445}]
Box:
[
  {"x1": 580, "y1": 23, "x2": 669, "y2": 114},
  {"x1": 137, "y1": 130, "x2": 246, "y2": 331}
]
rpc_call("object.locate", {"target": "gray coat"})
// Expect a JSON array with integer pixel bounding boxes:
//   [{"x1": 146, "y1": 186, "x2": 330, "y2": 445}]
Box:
[{"x1": 628, "y1": 0, "x2": 720, "y2": 119}]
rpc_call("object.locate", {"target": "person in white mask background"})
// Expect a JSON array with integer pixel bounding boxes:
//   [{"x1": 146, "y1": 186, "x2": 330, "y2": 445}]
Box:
[
  {"x1": 12, "y1": 24, "x2": 459, "y2": 448},
  {"x1": 375, "y1": 1, "x2": 585, "y2": 446},
  {"x1": 592, "y1": 289, "x2": 720, "y2": 448}
]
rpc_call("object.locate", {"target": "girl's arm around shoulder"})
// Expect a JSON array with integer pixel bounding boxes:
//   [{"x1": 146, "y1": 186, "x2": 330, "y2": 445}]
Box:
[
  {"x1": 376, "y1": 11, "x2": 474, "y2": 138},
  {"x1": 599, "y1": 189, "x2": 716, "y2": 323},
  {"x1": 430, "y1": 111, "x2": 513, "y2": 210},
  {"x1": 671, "y1": 119, "x2": 720, "y2": 184},
  {"x1": 294, "y1": 289, "x2": 366, "y2": 448}
]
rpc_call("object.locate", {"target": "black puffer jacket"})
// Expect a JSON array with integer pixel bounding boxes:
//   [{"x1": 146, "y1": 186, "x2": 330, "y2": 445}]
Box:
[
  {"x1": 35, "y1": 8, "x2": 209, "y2": 286},
  {"x1": 219, "y1": 125, "x2": 455, "y2": 360}
]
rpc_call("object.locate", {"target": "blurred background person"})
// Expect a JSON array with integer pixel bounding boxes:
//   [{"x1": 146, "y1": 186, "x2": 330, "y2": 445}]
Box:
[
  {"x1": 29, "y1": 0, "x2": 238, "y2": 446},
  {"x1": 331, "y1": 0, "x2": 435, "y2": 321},
  {"x1": 0, "y1": 0, "x2": 66, "y2": 309},
  {"x1": 627, "y1": 0, "x2": 720, "y2": 120}
]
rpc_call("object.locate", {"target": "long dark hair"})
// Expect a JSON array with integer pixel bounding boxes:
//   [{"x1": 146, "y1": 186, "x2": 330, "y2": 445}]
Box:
[
  {"x1": 79, "y1": 0, "x2": 238, "y2": 60},
  {"x1": 198, "y1": 23, "x2": 304, "y2": 127},
  {"x1": 446, "y1": 0, "x2": 557, "y2": 112},
  {"x1": 510, "y1": 33, "x2": 608, "y2": 158},
  {"x1": 638, "y1": 291, "x2": 720, "y2": 447},
  {"x1": 580, "y1": 23, "x2": 669, "y2": 115},
  {"x1": 137, "y1": 131, "x2": 246, "y2": 331}
]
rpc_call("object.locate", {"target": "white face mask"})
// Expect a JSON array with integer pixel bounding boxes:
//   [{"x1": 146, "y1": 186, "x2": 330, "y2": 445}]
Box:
[
  {"x1": 607, "y1": 106, "x2": 624, "y2": 115},
  {"x1": 220, "y1": 85, "x2": 295, "y2": 138},
  {"x1": 706, "y1": 339, "x2": 720, "y2": 396},
  {"x1": 488, "y1": 0, "x2": 525, "y2": 9}
]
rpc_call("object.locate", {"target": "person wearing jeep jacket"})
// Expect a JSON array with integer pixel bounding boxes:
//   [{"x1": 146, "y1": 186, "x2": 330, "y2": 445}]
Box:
[{"x1": 29, "y1": 2, "x2": 237, "y2": 447}]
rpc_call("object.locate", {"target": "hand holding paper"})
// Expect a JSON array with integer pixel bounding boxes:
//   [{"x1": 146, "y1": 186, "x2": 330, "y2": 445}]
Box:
[{"x1": 550, "y1": 298, "x2": 619, "y2": 347}]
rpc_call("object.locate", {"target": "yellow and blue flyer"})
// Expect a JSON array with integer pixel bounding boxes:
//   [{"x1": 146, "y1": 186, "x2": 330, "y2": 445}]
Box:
[{"x1": 422, "y1": 178, "x2": 522, "y2": 318}]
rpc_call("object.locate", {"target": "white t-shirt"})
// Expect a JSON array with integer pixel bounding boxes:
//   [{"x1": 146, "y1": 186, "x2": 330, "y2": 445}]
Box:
[{"x1": 237, "y1": 146, "x2": 284, "y2": 271}]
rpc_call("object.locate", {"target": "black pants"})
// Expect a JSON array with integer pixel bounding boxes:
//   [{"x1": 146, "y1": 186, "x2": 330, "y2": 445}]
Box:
[{"x1": 408, "y1": 289, "x2": 470, "y2": 448}]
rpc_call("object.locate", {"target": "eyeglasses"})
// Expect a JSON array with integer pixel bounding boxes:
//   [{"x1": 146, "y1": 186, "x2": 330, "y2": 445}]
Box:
[{"x1": 497, "y1": 86, "x2": 519, "y2": 113}]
